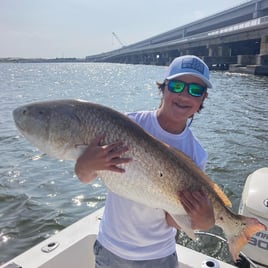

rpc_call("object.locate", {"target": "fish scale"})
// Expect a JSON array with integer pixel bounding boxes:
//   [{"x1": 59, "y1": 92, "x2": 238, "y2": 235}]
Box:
[{"x1": 12, "y1": 99, "x2": 267, "y2": 262}]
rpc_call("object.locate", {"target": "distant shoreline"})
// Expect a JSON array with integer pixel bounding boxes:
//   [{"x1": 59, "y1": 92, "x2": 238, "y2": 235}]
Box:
[{"x1": 0, "y1": 58, "x2": 87, "y2": 63}]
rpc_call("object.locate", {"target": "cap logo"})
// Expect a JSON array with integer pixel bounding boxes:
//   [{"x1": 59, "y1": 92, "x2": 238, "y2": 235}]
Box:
[{"x1": 181, "y1": 58, "x2": 205, "y2": 74}]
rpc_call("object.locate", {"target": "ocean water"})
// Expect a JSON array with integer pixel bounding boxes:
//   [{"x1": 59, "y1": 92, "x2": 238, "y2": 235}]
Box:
[{"x1": 0, "y1": 62, "x2": 268, "y2": 264}]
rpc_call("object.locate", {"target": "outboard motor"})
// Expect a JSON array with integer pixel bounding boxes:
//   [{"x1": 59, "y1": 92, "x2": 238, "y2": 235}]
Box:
[{"x1": 237, "y1": 168, "x2": 268, "y2": 268}]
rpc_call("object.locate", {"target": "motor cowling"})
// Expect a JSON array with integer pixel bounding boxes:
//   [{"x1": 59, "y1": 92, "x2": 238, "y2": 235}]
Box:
[{"x1": 238, "y1": 168, "x2": 268, "y2": 268}]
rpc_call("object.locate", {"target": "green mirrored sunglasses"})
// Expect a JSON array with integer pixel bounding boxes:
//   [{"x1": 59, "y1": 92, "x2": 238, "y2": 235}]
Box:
[{"x1": 167, "y1": 80, "x2": 207, "y2": 97}]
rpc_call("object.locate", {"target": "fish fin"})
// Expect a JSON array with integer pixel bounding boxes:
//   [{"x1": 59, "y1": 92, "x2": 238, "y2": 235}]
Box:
[
  {"x1": 195, "y1": 170, "x2": 232, "y2": 207},
  {"x1": 170, "y1": 214, "x2": 196, "y2": 240},
  {"x1": 64, "y1": 144, "x2": 88, "y2": 160},
  {"x1": 183, "y1": 227, "x2": 196, "y2": 240},
  {"x1": 194, "y1": 168, "x2": 232, "y2": 207},
  {"x1": 211, "y1": 183, "x2": 232, "y2": 208},
  {"x1": 226, "y1": 215, "x2": 267, "y2": 261}
]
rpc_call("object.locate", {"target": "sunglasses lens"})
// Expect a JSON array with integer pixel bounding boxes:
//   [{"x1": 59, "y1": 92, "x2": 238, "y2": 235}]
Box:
[
  {"x1": 168, "y1": 81, "x2": 184, "y2": 93},
  {"x1": 189, "y1": 84, "x2": 206, "y2": 97},
  {"x1": 167, "y1": 80, "x2": 206, "y2": 97}
]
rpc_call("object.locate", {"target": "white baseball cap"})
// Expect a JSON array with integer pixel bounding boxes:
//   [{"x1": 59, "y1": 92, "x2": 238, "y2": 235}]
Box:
[{"x1": 165, "y1": 55, "x2": 212, "y2": 88}]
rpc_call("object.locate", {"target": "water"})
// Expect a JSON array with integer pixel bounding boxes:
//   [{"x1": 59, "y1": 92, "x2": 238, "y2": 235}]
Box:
[{"x1": 0, "y1": 62, "x2": 268, "y2": 265}]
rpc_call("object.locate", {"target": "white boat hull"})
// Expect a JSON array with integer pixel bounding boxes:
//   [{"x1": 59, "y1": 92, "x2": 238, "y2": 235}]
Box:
[{"x1": 1, "y1": 207, "x2": 236, "y2": 268}]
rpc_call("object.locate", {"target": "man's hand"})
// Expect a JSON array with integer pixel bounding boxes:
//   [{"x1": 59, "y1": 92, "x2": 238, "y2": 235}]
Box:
[
  {"x1": 166, "y1": 189, "x2": 215, "y2": 231},
  {"x1": 75, "y1": 135, "x2": 132, "y2": 183},
  {"x1": 178, "y1": 189, "x2": 215, "y2": 230}
]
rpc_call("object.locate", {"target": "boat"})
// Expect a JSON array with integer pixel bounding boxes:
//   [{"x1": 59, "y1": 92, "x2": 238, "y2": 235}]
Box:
[{"x1": 1, "y1": 168, "x2": 268, "y2": 268}]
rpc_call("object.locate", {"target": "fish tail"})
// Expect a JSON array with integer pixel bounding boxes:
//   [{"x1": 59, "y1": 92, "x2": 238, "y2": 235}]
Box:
[{"x1": 227, "y1": 215, "x2": 267, "y2": 261}]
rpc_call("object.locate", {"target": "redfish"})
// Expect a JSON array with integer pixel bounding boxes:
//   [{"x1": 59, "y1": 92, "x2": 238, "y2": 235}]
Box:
[{"x1": 13, "y1": 99, "x2": 267, "y2": 261}]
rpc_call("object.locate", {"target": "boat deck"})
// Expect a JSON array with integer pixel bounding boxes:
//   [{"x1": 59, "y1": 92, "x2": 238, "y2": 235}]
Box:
[{"x1": 1, "y1": 208, "x2": 236, "y2": 268}]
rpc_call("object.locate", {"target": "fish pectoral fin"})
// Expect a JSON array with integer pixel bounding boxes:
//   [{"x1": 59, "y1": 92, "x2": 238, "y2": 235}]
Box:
[
  {"x1": 170, "y1": 214, "x2": 196, "y2": 240},
  {"x1": 64, "y1": 144, "x2": 88, "y2": 160}
]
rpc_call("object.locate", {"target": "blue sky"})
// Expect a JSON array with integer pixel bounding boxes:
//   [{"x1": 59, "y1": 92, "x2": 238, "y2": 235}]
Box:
[{"x1": 1, "y1": 0, "x2": 248, "y2": 58}]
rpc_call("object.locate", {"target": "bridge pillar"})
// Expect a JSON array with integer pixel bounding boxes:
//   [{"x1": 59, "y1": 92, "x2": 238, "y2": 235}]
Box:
[
  {"x1": 260, "y1": 35, "x2": 268, "y2": 55},
  {"x1": 208, "y1": 45, "x2": 230, "y2": 57},
  {"x1": 209, "y1": 47, "x2": 213, "y2": 57},
  {"x1": 208, "y1": 46, "x2": 217, "y2": 56},
  {"x1": 218, "y1": 46, "x2": 231, "y2": 57},
  {"x1": 255, "y1": 35, "x2": 268, "y2": 68}
]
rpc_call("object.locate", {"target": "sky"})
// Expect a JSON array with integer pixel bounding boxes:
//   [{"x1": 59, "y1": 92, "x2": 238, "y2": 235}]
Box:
[{"x1": 0, "y1": 0, "x2": 249, "y2": 59}]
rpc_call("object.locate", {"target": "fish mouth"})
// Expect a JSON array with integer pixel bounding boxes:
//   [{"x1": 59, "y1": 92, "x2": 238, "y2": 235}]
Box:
[{"x1": 13, "y1": 107, "x2": 24, "y2": 131}]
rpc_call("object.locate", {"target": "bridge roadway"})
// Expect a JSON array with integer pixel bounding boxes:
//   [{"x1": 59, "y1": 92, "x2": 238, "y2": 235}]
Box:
[{"x1": 86, "y1": 0, "x2": 268, "y2": 75}]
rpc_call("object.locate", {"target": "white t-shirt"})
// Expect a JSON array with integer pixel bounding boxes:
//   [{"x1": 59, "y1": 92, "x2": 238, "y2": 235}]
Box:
[{"x1": 97, "y1": 110, "x2": 207, "y2": 260}]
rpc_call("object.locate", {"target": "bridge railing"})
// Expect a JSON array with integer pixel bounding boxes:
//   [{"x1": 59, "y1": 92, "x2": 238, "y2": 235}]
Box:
[{"x1": 86, "y1": 15, "x2": 268, "y2": 62}]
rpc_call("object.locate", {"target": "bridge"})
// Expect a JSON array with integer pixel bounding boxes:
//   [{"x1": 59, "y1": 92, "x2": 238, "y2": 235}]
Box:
[{"x1": 86, "y1": 0, "x2": 268, "y2": 75}]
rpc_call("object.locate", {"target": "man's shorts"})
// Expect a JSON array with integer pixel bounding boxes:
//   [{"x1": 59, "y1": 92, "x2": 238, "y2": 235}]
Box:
[{"x1": 94, "y1": 240, "x2": 178, "y2": 268}]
